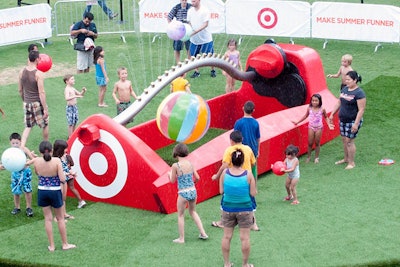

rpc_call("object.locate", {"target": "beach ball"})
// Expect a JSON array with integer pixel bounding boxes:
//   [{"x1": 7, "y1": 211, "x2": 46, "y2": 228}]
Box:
[
  {"x1": 167, "y1": 20, "x2": 186, "y2": 41},
  {"x1": 37, "y1": 53, "x2": 52, "y2": 72},
  {"x1": 156, "y1": 92, "x2": 211, "y2": 144},
  {"x1": 1, "y1": 147, "x2": 27, "y2": 172},
  {"x1": 272, "y1": 161, "x2": 286, "y2": 176},
  {"x1": 180, "y1": 23, "x2": 193, "y2": 42}
]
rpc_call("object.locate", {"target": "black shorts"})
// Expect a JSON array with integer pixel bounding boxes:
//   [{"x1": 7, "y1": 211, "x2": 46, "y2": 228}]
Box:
[
  {"x1": 38, "y1": 189, "x2": 63, "y2": 208},
  {"x1": 173, "y1": 40, "x2": 190, "y2": 51}
]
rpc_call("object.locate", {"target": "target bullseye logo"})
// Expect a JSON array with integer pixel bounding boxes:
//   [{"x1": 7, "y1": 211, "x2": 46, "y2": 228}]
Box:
[
  {"x1": 258, "y1": 8, "x2": 278, "y2": 29},
  {"x1": 70, "y1": 129, "x2": 128, "y2": 199}
]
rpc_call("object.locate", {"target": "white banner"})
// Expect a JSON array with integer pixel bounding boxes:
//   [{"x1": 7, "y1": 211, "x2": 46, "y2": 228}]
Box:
[
  {"x1": 139, "y1": 0, "x2": 225, "y2": 34},
  {"x1": 0, "y1": 4, "x2": 52, "y2": 47},
  {"x1": 312, "y1": 2, "x2": 400, "y2": 42},
  {"x1": 225, "y1": 0, "x2": 310, "y2": 37}
]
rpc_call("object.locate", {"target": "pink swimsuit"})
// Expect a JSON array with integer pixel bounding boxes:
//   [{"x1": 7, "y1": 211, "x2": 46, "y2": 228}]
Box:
[{"x1": 308, "y1": 107, "x2": 323, "y2": 132}]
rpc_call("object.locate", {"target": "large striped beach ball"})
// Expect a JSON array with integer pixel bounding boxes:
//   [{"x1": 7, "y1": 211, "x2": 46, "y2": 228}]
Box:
[{"x1": 156, "y1": 92, "x2": 211, "y2": 144}]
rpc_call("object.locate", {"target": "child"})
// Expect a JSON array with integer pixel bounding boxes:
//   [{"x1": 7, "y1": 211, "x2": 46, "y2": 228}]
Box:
[
  {"x1": 282, "y1": 144, "x2": 300, "y2": 205},
  {"x1": 168, "y1": 143, "x2": 208, "y2": 243},
  {"x1": 112, "y1": 67, "x2": 138, "y2": 126},
  {"x1": 222, "y1": 39, "x2": 243, "y2": 93},
  {"x1": 234, "y1": 100, "x2": 260, "y2": 179},
  {"x1": 53, "y1": 140, "x2": 87, "y2": 220},
  {"x1": 63, "y1": 74, "x2": 86, "y2": 138},
  {"x1": 170, "y1": 73, "x2": 191, "y2": 93},
  {"x1": 93, "y1": 46, "x2": 109, "y2": 107},
  {"x1": 2, "y1": 133, "x2": 35, "y2": 216},
  {"x1": 327, "y1": 54, "x2": 353, "y2": 91},
  {"x1": 292, "y1": 94, "x2": 334, "y2": 163}
]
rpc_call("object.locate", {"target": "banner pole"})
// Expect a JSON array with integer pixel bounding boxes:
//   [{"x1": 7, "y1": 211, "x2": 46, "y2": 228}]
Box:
[{"x1": 119, "y1": 0, "x2": 123, "y2": 22}]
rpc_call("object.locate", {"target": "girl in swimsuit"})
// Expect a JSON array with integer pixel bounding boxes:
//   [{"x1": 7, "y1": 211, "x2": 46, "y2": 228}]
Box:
[
  {"x1": 222, "y1": 39, "x2": 243, "y2": 93},
  {"x1": 168, "y1": 143, "x2": 208, "y2": 243},
  {"x1": 292, "y1": 94, "x2": 334, "y2": 163}
]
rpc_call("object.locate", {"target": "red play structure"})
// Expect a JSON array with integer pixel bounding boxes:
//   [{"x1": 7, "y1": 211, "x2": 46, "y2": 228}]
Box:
[{"x1": 68, "y1": 42, "x2": 339, "y2": 214}]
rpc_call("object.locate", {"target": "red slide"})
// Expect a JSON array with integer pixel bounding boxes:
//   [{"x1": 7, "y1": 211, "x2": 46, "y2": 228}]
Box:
[{"x1": 68, "y1": 43, "x2": 339, "y2": 213}]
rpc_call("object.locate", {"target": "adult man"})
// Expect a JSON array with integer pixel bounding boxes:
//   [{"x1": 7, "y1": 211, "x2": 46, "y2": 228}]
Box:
[
  {"x1": 70, "y1": 12, "x2": 98, "y2": 73},
  {"x1": 187, "y1": 0, "x2": 216, "y2": 78},
  {"x1": 84, "y1": 1, "x2": 118, "y2": 20},
  {"x1": 18, "y1": 51, "x2": 49, "y2": 148},
  {"x1": 167, "y1": 0, "x2": 192, "y2": 64}
]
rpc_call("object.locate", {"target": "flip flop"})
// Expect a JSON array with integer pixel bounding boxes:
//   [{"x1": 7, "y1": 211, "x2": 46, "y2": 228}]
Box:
[
  {"x1": 62, "y1": 244, "x2": 76, "y2": 250},
  {"x1": 291, "y1": 200, "x2": 300, "y2": 205},
  {"x1": 345, "y1": 164, "x2": 355, "y2": 170},
  {"x1": 211, "y1": 221, "x2": 224, "y2": 228},
  {"x1": 172, "y1": 238, "x2": 184, "y2": 244},
  {"x1": 335, "y1": 159, "x2": 347, "y2": 165},
  {"x1": 198, "y1": 234, "x2": 209, "y2": 240}
]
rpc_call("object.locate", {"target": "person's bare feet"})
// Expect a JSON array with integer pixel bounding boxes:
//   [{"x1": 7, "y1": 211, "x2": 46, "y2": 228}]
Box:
[
  {"x1": 64, "y1": 214, "x2": 75, "y2": 220},
  {"x1": 173, "y1": 238, "x2": 184, "y2": 244},
  {"x1": 54, "y1": 217, "x2": 68, "y2": 223},
  {"x1": 211, "y1": 221, "x2": 224, "y2": 228},
  {"x1": 345, "y1": 164, "x2": 355, "y2": 170},
  {"x1": 335, "y1": 159, "x2": 347, "y2": 165},
  {"x1": 62, "y1": 244, "x2": 76, "y2": 250}
]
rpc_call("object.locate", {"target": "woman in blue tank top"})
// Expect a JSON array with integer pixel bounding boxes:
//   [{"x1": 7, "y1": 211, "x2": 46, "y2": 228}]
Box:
[{"x1": 219, "y1": 148, "x2": 257, "y2": 267}]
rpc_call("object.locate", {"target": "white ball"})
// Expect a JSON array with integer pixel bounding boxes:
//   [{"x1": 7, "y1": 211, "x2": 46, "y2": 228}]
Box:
[
  {"x1": 1, "y1": 147, "x2": 27, "y2": 172},
  {"x1": 167, "y1": 20, "x2": 186, "y2": 41},
  {"x1": 180, "y1": 23, "x2": 193, "y2": 42}
]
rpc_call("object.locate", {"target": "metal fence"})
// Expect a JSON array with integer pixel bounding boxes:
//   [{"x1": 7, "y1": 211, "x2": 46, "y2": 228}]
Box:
[{"x1": 53, "y1": 0, "x2": 138, "y2": 42}]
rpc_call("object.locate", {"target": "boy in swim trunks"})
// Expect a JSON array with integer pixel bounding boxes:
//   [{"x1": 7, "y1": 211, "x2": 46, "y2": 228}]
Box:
[{"x1": 112, "y1": 67, "x2": 138, "y2": 127}]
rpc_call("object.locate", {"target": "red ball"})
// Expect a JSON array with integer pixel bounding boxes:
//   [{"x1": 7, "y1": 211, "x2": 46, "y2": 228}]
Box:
[
  {"x1": 37, "y1": 53, "x2": 52, "y2": 72},
  {"x1": 272, "y1": 161, "x2": 286, "y2": 176}
]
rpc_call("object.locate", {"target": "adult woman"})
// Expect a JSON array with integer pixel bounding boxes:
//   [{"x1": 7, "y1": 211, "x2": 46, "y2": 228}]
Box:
[
  {"x1": 219, "y1": 149, "x2": 257, "y2": 267},
  {"x1": 329, "y1": 70, "x2": 366, "y2": 170},
  {"x1": 30, "y1": 141, "x2": 76, "y2": 251}
]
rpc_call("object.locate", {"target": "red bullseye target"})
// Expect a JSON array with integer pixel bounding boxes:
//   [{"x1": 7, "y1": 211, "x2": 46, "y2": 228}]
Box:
[
  {"x1": 258, "y1": 8, "x2": 278, "y2": 29},
  {"x1": 70, "y1": 129, "x2": 128, "y2": 199},
  {"x1": 80, "y1": 143, "x2": 117, "y2": 187}
]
